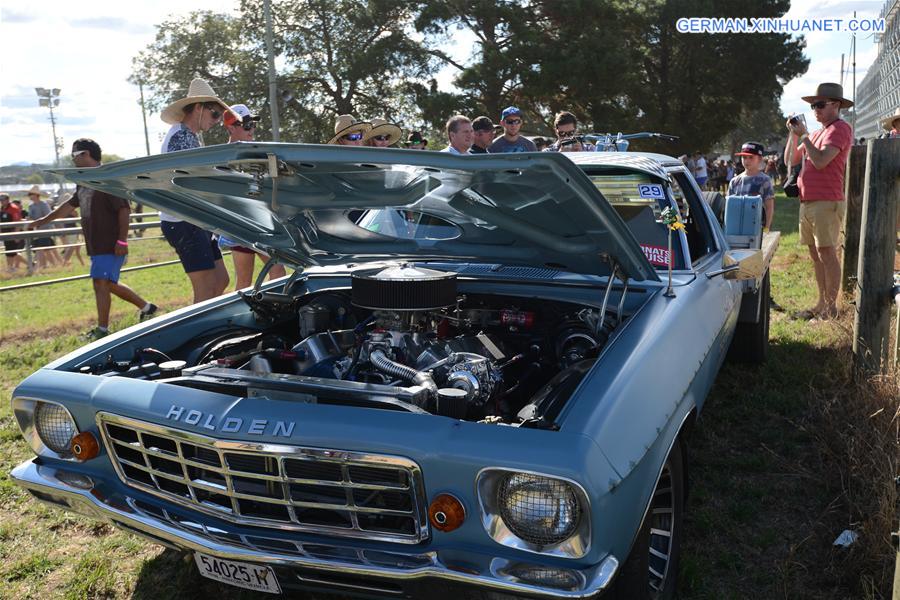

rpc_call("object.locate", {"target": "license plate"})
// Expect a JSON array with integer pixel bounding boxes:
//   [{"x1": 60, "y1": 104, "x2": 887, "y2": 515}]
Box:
[{"x1": 194, "y1": 553, "x2": 281, "y2": 594}]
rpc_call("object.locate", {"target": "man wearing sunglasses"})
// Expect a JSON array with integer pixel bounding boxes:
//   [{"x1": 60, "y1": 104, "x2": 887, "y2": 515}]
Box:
[
  {"x1": 223, "y1": 104, "x2": 260, "y2": 142},
  {"x1": 784, "y1": 82, "x2": 853, "y2": 321},
  {"x1": 28, "y1": 139, "x2": 157, "y2": 338},
  {"x1": 488, "y1": 106, "x2": 537, "y2": 153},
  {"x1": 159, "y1": 78, "x2": 231, "y2": 304},
  {"x1": 546, "y1": 111, "x2": 595, "y2": 152}
]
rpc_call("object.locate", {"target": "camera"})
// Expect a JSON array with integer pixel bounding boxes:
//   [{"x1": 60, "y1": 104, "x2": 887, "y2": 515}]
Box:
[{"x1": 788, "y1": 114, "x2": 806, "y2": 127}]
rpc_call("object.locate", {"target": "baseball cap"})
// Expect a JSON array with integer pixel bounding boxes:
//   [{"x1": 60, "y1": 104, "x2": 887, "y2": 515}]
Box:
[
  {"x1": 224, "y1": 104, "x2": 260, "y2": 127},
  {"x1": 735, "y1": 141, "x2": 764, "y2": 157},
  {"x1": 500, "y1": 106, "x2": 522, "y2": 121},
  {"x1": 472, "y1": 116, "x2": 495, "y2": 132}
]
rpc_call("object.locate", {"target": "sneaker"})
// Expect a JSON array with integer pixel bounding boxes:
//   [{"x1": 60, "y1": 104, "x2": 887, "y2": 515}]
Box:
[
  {"x1": 139, "y1": 303, "x2": 158, "y2": 321},
  {"x1": 83, "y1": 327, "x2": 109, "y2": 341}
]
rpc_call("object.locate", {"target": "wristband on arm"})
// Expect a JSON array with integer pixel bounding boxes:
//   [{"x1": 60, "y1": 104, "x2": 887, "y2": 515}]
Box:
[{"x1": 116, "y1": 240, "x2": 128, "y2": 247}]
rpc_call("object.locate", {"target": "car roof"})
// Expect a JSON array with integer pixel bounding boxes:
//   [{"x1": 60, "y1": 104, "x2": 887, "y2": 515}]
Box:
[{"x1": 563, "y1": 151, "x2": 684, "y2": 177}]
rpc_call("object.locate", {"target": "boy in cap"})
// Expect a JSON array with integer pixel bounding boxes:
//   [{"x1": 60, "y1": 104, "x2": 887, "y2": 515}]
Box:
[
  {"x1": 470, "y1": 116, "x2": 495, "y2": 153},
  {"x1": 488, "y1": 107, "x2": 537, "y2": 153},
  {"x1": 223, "y1": 104, "x2": 260, "y2": 142},
  {"x1": 729, "y1": 142, "x2": 775, "y2": 231}
]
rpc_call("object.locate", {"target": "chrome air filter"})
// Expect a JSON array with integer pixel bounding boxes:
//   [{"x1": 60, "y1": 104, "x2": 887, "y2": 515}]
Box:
[{"x1": 351, "y1": 264, "x2": 457, "y2": 311}]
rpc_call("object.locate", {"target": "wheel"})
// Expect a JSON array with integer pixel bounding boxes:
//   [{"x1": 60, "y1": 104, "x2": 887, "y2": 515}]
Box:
[
  {"x1": 727, "y1": 272, "x2": 770, "y2": 364},
  {"x1": 609, "y1": 440, "x2": 685, "y2": 600},
  {"x1": 702, "y1": 191, "x2": 726, "y2": 226}
]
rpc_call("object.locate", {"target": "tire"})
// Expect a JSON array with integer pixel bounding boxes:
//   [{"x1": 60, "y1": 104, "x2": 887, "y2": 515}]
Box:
[
  {"x1": 727, "y1": 272, "x2": 770, "y2": 364},
  {"x1": 608, "y1": 441, "x2": 685, "y2": 600},
  {"x1": 702, "y1": 191, "x2": 726, "y2": 227}
]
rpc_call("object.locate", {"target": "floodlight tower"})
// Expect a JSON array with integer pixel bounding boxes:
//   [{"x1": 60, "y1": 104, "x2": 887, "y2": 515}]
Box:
[{"x1": 35, "y1": 87, "x2": 62, "y2": 166}]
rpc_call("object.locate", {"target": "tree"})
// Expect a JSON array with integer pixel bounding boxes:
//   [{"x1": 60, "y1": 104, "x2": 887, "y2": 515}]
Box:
[{"x1": 132, "y1": 1, "x2": 438, "y2": 144}]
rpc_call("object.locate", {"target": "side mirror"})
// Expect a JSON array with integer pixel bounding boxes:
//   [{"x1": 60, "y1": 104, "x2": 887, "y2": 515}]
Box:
[{"x1": 706, "y1": 249, "x2": 764, "y2": 280}]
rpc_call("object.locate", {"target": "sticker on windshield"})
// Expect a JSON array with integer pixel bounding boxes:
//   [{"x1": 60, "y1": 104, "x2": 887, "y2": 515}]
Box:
[
  {"x1": 637, "y1": 184, "x2": 665, "y2": 200},
  {"x1": 641, "y1": 244, "x2": 671, "y2": 267}
]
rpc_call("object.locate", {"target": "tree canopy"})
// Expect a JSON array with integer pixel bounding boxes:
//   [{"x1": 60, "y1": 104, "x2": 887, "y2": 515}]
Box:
[{"x1": 132, "y1": 0, "x2": 808, "y2": 152}]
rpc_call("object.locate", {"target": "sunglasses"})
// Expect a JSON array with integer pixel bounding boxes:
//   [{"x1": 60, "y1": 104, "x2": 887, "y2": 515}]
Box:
[
  {"x1": 504, "y1": 119, "x2": 522, "y2": 125},
  {"x1": 203, "y1": 103, "x2": 222, "y2": 120},
  {"x1": 372, "y1": 135, "x2": 391, "y2": 142},
  {"x1": 241, "y1": 121, "x2": 257, "y2": 131},
  {"x1": 809, "y1": 100, "x2": 834, "y2": 110},
  {"x1": 71, "y1": 150, "x2": 88, "y2": 159},
  {"x1": 556, "y1": 129, "x2": 576, "y2": 138},
  {"x1": 343, "y1": 132, "x2": 364, "y2": 141}
]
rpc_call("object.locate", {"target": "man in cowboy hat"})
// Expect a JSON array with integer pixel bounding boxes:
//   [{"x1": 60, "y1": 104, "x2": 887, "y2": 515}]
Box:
[
  {"x1": 159, "y1": 78, "x2": 231, "y2": 304},
  {"x1": 363, "y1": 118, "x2": 402, "y2": 147},
  {"x1": 404, "y1": 131, "x2": 427, "y2": 150},
  {"x1": 29, "y1": 138, "x2": 158, "y2": 338},
  {"x1": 784, "y1": 82, "x2": 854, "y2": 320},
  {"x1": 25, "y1": 185, "x2": 60, "y2": 269},
  {"x1": 881, "y1": 108, "x2": 900, "y2": 138},
  {"x1": 328, "y1": 115, "x2": 371, "y2": 145}
]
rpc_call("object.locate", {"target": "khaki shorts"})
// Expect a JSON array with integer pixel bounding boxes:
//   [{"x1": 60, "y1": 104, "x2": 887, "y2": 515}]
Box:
[{"x1": 799, "y1": 201, "x2": 844, "y2": 247}]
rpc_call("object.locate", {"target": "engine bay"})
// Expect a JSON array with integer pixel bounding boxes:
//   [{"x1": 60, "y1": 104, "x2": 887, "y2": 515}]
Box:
[{"x1": 86, "y1": 265, "x2": 628, "y2": 428}]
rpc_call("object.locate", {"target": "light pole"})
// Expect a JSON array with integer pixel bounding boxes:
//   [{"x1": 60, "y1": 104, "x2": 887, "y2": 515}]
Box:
[{"x1": 35, "y1": 87, "x2": 62, "y2": 166}]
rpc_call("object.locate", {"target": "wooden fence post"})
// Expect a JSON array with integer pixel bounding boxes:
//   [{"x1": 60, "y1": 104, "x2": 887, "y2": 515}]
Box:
[
  {"x1": 841, "y1": 145, "x2": 866, "y2": 294},
  {"x1": 852, "y1": 139, "x2": 900, "y2": 375}
]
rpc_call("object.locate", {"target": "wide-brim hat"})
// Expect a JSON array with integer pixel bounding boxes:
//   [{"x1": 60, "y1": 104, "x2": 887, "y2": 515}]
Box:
[
  {"x1": 363, "y1": 118, "x2": 403, "y2": 145},
  {"x1": 801, "y1": 82, "x2": 853, "y2": 108},
  {"x1": 404, "y1": 131, "x2": 427, "y2": 146},
  {"x1": 880, "y1": 108, "x2": 900, "y2": 131},
  {"x1": 328, "y1": 114, "x2": 372, "y2": 144},
  {"x1": 161, "y1": 78, "x2": 230, "y2": 125},
  {"x1": 27, "y1": 185, "x2": 48, "y2": 197}
]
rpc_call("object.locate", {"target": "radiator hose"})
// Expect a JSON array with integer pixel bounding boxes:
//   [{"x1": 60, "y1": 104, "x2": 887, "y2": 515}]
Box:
[{"x1": 369, "y1": 348, "x2": 438, "y2": 399}]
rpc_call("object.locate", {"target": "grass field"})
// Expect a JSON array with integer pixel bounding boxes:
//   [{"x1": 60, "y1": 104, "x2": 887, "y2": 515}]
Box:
[{"x1": 0, "y1": 195, "x2": 896, "y2": 599}]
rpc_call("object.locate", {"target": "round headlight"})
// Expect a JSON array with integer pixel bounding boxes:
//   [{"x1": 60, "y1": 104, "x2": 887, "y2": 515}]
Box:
[
  {"x1": 34, "y1": 402, "x2": 78, "y2": 455},
  {"x1": 498, "y1": 473, "x2": 581, "y2": 546}
]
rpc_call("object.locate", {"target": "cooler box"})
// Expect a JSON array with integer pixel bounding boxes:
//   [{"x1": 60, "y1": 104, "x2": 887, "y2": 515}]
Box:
[{"x1": 724, "y1": 194, "x2": 763, "y2": 249}]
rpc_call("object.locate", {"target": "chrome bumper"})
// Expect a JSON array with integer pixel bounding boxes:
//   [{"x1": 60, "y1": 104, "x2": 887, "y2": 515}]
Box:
[{"x1": 12, "y1": 459, "x2": 619, "y2": 599}]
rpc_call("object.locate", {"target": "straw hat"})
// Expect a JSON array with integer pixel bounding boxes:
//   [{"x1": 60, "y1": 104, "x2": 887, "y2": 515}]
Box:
[
  {"x1": 363, "y1": 118, "x2": 403, "y2": 145},
  {"x1": 327, "y1": 115, "x2": 372, "y2": 144},
  {"x1": 161, "y1": 78, "x2": 230, "y2": 125},
  {"x1": 27, "y1": 185, "x2": 48, "y2": 197},
  {"x1": 801, "y1": 82, "x2": 853, "y2": 109},
  {"x1": 880, "y1": 108, "x2": 900, "y2": 131}
]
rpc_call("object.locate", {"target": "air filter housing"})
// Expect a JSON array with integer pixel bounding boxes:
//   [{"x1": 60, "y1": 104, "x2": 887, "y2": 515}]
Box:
[{"x1": 351, "y1": 264, "x2": 457, "y2": 311}]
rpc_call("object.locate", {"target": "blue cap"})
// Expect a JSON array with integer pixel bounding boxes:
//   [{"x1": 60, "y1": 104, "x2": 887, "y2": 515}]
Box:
[{"x1": 501, "y1": 106, "x2": 522, "y2": 121}]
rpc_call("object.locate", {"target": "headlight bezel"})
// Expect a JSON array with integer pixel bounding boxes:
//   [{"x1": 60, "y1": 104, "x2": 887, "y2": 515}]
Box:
[
  {"x1": 12, "y1": 397, "x2": 81, "y2": 460},
  {"x1": 476, "y1": 468, "x2": 591, "y2": 559}
]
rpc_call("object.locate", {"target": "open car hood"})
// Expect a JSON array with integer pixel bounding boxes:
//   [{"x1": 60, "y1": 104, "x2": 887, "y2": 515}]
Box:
[{"x1": 54, "y1": 144, "x2": 661, "y2": 281}]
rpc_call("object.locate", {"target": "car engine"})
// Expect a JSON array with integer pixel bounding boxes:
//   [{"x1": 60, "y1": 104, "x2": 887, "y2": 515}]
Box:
[{"x1": 95, "y1": 264, "x2": 619, "y2": 426}]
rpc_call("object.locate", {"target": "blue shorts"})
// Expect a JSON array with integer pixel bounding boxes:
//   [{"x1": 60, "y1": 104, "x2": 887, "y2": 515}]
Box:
[
  {"x1": 695, "y1": 177, "x2": 708, "y2": 186},
  {"x1": 162, "y1": 221, "x2": 223, "y2": 273},
  {"x1": 90, "y1": 254, "x2": 126, "y2": 283}
]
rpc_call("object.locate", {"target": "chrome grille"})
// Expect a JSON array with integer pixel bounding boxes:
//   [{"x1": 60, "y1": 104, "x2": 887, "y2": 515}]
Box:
[{"x1": 98, "y1": 413, "x2": 428, "y2": 543}]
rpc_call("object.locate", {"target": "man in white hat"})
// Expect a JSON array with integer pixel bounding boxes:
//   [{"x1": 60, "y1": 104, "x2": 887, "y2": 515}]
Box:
[
  {"x1": 881, "y1": 108, "x2": 900, "y2": 138},
  {"x1": 783, "y1": 82, "x2": 854, "y2": 320},
  {"x1": 218, "y1": 103, "x2": 288, "y2": 290},
  {"x1": 328, "y1": 115, "x2": 371, "y2": 145},
  {"x1": 25, "y1": 185, "x2": 61, "y2": 269},
  {"x1": 363, "y1": 118, "x2": 402, "y2": 147},
  {"x1": 223, "y1": 104, "x2": 261, "y2": 143},
  {"x1": 159, "y1": 78, "x2": 231, "y2": 303}
]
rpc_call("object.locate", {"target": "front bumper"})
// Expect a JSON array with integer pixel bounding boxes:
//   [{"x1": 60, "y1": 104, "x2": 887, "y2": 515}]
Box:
[{"x1": 12, "y1": 458, "x2": 619, "y2": 599}]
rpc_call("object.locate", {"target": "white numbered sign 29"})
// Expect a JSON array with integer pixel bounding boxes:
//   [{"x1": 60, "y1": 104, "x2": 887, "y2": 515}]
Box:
[{"x1": 637, "y1": 184, "x2": 665, "y2": 199}]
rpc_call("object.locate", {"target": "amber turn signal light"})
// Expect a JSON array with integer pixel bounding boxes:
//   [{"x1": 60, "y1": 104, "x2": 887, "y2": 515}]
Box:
[
  {"x1": 71, "y1": 432, "x2": 100, "y2": 460},
  {"x1": 428, "y1": 493, "x2": 465, "y2": 532}
]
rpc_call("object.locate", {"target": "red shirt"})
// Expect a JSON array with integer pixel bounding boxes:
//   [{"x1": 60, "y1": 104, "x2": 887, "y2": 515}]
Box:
[{"x1": 798, "y1": 118, "x2": 852, "y2": 202}]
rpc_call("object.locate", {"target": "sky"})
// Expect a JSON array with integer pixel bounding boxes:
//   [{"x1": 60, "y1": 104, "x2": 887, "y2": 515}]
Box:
[{"x1": 0, "y1": 0, "x2": 888, "y2": 167}]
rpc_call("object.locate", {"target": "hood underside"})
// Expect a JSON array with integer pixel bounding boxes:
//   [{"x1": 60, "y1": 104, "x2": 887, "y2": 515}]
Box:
[{"x1": 54, "y1": 144, "x2": 662, "y2": 281}]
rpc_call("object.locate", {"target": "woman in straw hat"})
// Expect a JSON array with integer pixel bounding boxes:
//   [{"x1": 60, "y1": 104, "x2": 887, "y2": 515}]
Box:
[
  {"x1": 363, "y1": 118, "x2": 402, "y2": 148},
  {"x1": 327, "y1": 115, "x2": 371, "y2": 145},
  {"x1": 159, "y1": 78, "x2": 231, "y2": 303},
  {"x1": 881, "y1": 108, "x2": 900, "y2": 138}
]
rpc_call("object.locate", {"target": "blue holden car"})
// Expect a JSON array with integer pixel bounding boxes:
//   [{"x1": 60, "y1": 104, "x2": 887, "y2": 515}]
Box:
[{"x1": 10, "y1": 145, "x2": 775, "y2": 599}]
